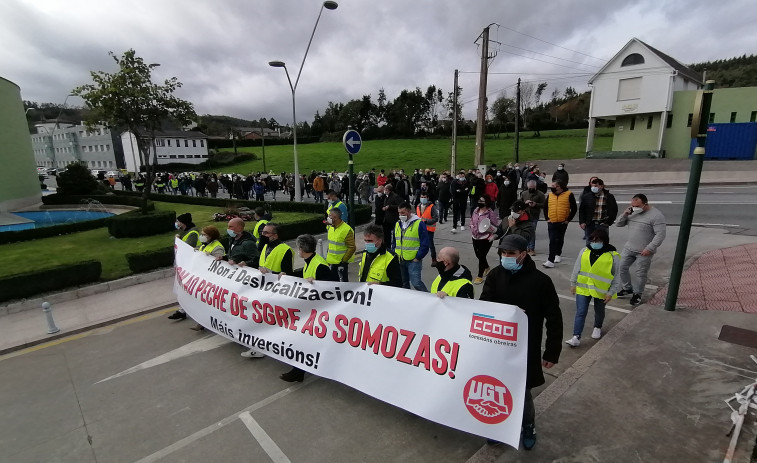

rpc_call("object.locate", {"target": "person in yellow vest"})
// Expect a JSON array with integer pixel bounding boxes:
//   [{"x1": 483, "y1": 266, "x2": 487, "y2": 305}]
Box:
[
  {"x1": 170, "y1": 177, "x2": 179, "y2": 194},
  {"x1": 241, "y1": 222, "x2": 294, "y2": 359},
  {"x1": 325, "y1": 209, "x2": 356, "y2": 282},
  {"x1": 565, "y1": 228, "x2": 620, "y2": 347},
  {"x1": 251, "y1": 207, "x2": 271, "y2": 251},
  {"x1": 542, "y1": 179, "x2": 577, "y2": 268},
  {"x1": 189, "y1": 225, "x2": 227, "y2": 331},
  {"x1": 326, "y1": 189, "x2": 348, "y2": 224},
  {"x1": 168, "y1": 212, "x2": 201, "y2": 321},
  {"x1": 359, "y1": 224, "x2": 402, "y2": 286},
  {"x1": 278, "y1": 234, "x2": 339, "y2": 382},
  {"x1": 393, "y1": 202, "x2": 430, "y2": 291},
  {"x1": 416, "y1": 192, "x2": 439, "y2": 267},
  {"x1": 431, "y1": 247, "x2": 474, "y2": 299}
]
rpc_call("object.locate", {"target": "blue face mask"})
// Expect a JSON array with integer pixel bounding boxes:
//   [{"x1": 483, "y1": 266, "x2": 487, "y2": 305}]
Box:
[
  {"x1": 365, "y1": 242, "x2": 378, "y2": 253},
  {"x1": 175, "y1": 222, "x2": 181, "y2": 230},
  {"x1": 589, "y1": 242, "x2": 603, "y2": 250},
  {"x1": 501, "y1": 256, "x2": 522, "y2": 271},
  {"x1": 227, "y1": 229, "x2": 237, "y2": 238},
  {"x1": 420, "y1": 198, "x2": 429, "y2": 205}
]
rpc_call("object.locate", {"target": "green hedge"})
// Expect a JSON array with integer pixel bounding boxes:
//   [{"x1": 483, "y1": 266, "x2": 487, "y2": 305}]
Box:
[
  {"x1": 0, "y1": 260, "x2": 102, "y2": 303},
  {"x1": 108, "y1": 210, "x2": 176, "y2": 238},
  {"x1": 0, "y1": 216, "x2": 111, "y2": 245},
  {"x1": 112, "y1": 190, "x2": 324, "y2": 213},
  {"x1": 126, "y1": 246, "x2": 175, "y2": 273}
]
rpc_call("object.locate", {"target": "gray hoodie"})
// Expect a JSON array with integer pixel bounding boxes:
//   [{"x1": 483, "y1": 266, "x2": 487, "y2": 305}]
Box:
[{"x1": 615, "y1": 207, "x2": 666, "y2": 253}]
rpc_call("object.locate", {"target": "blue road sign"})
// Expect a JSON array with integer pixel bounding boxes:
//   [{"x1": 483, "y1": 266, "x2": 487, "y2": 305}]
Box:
[{"x1": 342, "y1": 130, "x2": 362, "y2": 155}]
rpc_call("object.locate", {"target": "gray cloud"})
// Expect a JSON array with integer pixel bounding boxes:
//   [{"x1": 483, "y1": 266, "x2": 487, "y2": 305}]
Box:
[{"x1": 2, "y1": 0, "x2": 755, "y2": 124}]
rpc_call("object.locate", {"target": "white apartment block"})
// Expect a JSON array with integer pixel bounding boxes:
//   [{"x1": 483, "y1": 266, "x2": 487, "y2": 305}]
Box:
[
  {"x1": 30, "y1": 121, "x2": 125, "y2": 170},
  {"x1": 121, "y1": 130, "x2": 209, "y2": 172}
]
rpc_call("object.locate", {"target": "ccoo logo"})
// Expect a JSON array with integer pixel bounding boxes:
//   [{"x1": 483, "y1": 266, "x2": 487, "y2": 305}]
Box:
[{"x1": 463, "y1": 375, "x2": 513, "y2": 424}]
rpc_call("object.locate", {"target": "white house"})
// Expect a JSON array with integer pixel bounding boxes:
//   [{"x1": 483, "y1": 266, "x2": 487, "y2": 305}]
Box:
[
  {"x1": 121, "y1": 130, "x2": 209, "y2": 172},
  {"x1": 586, "y1": 38, "x2": 702, "y2": 156}
]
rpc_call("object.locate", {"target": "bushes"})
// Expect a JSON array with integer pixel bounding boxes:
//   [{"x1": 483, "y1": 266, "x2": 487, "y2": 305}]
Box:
[
  {"x1": 126, "y1": 247, "x2": 175, "y2": 273},
  {"x1": 108, "y1": 210, "x2": 176, "y2": 238},
  {"x1": 0, "y1": 260, "x2": 102, "y2": 303},
  {"x1": 56, "y1": 164, "x2": 99, "y2": 195},
  {"x1": 113, "y1": 190, "x2": 324, "y2": 213}
]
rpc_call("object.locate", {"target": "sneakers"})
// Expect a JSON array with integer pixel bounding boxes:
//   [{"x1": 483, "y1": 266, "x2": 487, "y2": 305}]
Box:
[
  {"x1": 554, "y1": 255, "x2": 561, "y2": 263},
  {"x1": 591, "y1": 327, "x2": 602, "y2": 339},
  {"x1": 616, "y1": 289, "x2": 633, "y2": 297},
  {"x1": 473, "y1": 277, "x2": 484, "y2": 285},
  {"x1": 522, "y1": 424, "x2": 536, "y2": 450},
  {"x1": 167, "y1": 311, "x2": 187, "y2": 320},
  {"x1": 240, "y1": 350, "x2": 266, "y2": 358},
  {"x1": 630, "y1": 294, "x2": 642, "y2": 306},
  {"x1": 190, "y1": 324, "x2": 205, "y2": 331},
  {"x1": 565, "y1": 335, "x2": 580, "y2": 347},
  {"x1": 280, "y1": 368, "x2": 305, "y2": 382},
  {"x1": 542, "y1": 260, "x2": 555, "y2": 268},
  {"x1": 460, "y1": 225, "x2": 465, "y2": 231},
  {"x1": 450, "y1": 227, "x2": 457, "y2": 234}
]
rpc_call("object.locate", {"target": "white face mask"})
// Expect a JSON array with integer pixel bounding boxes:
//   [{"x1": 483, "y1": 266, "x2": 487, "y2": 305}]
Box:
[
  {"x1": 326, "y1": 217, "x2": 333, "y2": 224},
  {"x1": 510, "y1": 212, "x2": 521, "y2": 220},
  {"x1": 632, "y1": 206, "x2": 643, "y2": 213},
  {"x1": 591, "y1": 186, "x2": 600, "y2": 194},
  {"x1": 399, "y1": 215, "x2": 408, "y2": 222},
  {"x1": 199, "y1": 235, "x2": 209, "y2": 243},
  {"x1": 504, "y1": 180, "x2": 510, "y2": 186}
]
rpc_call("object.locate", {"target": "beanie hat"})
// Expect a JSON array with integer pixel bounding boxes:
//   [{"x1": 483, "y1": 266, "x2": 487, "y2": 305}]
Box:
[{"x1": 177, "y1": 213, "x2": 192, "y2": 225}]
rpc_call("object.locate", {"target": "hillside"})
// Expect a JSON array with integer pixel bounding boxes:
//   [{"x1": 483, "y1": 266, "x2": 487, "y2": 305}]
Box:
[{"x1": 689, "y1": 54, "x2": 757, "y2": 88}]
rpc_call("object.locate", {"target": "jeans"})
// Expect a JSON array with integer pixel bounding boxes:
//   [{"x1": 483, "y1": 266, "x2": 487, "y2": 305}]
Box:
[
  {"x1": 618, "y1": 249, "x2": 653, "y2": 295},
  {"x1": 547, "y1": 222, "x2": 568, "y2": 262},
  {"x1": 528, "y1": 219, "x2": 538, "y2": 251},
  {"x1": 329, "y1": 263, "x2": 349, "y2": 282},
  {"x1": 399, "y1": 260, "x2": 428, "y2": 291},
  {"x1": 573, "y1": 294, "x2": 606, "y2": 337}
]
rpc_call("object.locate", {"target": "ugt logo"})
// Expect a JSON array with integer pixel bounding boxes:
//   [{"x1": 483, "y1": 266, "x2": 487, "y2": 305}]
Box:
[{"x1": 463, "y1": 375, "x2": 512, "y2": 424}]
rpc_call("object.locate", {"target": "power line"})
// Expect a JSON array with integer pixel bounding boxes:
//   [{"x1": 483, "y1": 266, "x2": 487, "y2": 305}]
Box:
[
  {"x1": 497, "y1": 49, "x2": 598, "y2": 72},
  {"x1": 500, "y1": 42, "x2": 602, "y2": 68},
  {"x1": 498, "y1": 24, "x2": 607, "y2": 61}
]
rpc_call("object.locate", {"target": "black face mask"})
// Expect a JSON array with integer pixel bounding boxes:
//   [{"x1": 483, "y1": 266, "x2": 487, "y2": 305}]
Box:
[
  {"x1": 258, "y1": 236, "x2": 269, "y2": 246},
  {"x1": 550, "y1": 187, "x2": 558, "y2": 194},
  {"x1": 434, "y1": 261, "x2": 447, "y2": 273},
  {"x1": 528, "y1": 188, "x2": 536, "y2": 193}
]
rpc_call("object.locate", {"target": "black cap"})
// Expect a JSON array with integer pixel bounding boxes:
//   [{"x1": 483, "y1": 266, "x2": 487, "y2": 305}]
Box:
[
  {"x1": 177, "y1": 213, "x2": 192, "y2": 225},
  {"x1": 497, "y1": 235, "x2": 528, "y2": 252},
  {"x1": 511, "y1": 200, "x2": 527, "y2": 212}
]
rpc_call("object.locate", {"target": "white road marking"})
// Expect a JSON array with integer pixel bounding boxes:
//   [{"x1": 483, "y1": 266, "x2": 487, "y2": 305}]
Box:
[
  {"x1": 558, "y1": 294, "x2": 631, "y2": 314},
  {"x1": 692, "y1": 222, "x2": 742, "y2": 228},
  {"x1": 134, "y1": 381, "x2": 311, "y2": 463},
  {"x1": 239, "y1": 411, "x2": 292, "y2": 463},
  {"x1": 95, "y1": 335, "x2": 232, "y2": 384}
]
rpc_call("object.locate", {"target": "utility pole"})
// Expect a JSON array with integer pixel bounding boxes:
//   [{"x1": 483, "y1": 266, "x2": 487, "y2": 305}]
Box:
[
  {"x1": 515, "y1": 78, "x2": 521, "y2": 163},
  {"x1": 451, "y1": 69, "x2": 458, "y2": 174},
  {"x1": 474, "y1": 26, "x2": 490, "y2": 167},
  {"x1": 664, "y1": 80, "x2": 715, "y2": 312},
  {"x1": 259, "y1": 126, "x2": 267, "y2": 173}
]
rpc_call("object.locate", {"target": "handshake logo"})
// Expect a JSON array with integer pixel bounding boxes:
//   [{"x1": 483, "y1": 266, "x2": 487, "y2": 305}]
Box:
[{"x1": 463, "y1": 375, "x2": 513, "y2": 424}]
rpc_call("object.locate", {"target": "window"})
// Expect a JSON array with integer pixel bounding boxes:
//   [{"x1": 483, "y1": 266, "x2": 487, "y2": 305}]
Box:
[
  {"x1": 178, "y1": 154, "x2": 186, "y2": 158},
  {"x1": 168, "y1": 139, "x2": 172, "y2": 147},
  {"x1": 630, "y1": 117, "x2": 636, "y2": 130},
  {"x1": 106, "y1": 144, "x2": 110, "y2": 151},
  {"x1": 646, "y1": 117, "x2": 653, "y2": 129},
  {"x1": 169, "y1": 155, "x2": 177, "y2": 159},
  {"x1": 687, "y1": 113, "x2": 693, "y2": 127},
  {"x1": 708, "y1": 113, "x2": 715, "y2": 123},
  {"x1": 184, "y1": 140, "x2": 189, "y2": 147},
  {"x1": 156, "y1": 139, "x2": 165, "y2": 147},
  {"x1": 176, "y1": 139, "x2": 180, "y2": 147},
  {"x1": 751, "y1": 111, "x2": 757, "y2": 122},
  {"x1": 192, "y1": 140, "x2": 196, "y2": 147},
  {"x1": 730, "y1": 112, "x2": 737, "y2": 123},
  {"x1": 617, "y1": 77, "x2": 642, "y2": 101},
  {"x1": 621, "y1": 53, "x2": 644, "y2": 67},
  {"x1": 666, "y1": 114, "x2": 673, "y2": 128},
  {"x1": 200, "y1": 140, "x2": 205, "y2": 148}
]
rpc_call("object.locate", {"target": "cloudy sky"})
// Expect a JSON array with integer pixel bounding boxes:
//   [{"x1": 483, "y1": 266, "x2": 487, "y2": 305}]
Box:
[{"x1": 2, "y1": 0, "x2": 756, "y2": 124}]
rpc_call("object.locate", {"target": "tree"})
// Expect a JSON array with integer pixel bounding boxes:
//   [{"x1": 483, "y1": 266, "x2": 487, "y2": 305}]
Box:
[
  {"x1": 490, "y1": 91, "x2": 515, "y2": 135},
  {"x1": 72, "y1": 49, "x2": 196, "y2": 212},
  {"x1": 424, "y1": 85, "x2": 444, "y2": 132},
  {"x1": 56, "y1": 164, "x2": 99, "y2": 195}
]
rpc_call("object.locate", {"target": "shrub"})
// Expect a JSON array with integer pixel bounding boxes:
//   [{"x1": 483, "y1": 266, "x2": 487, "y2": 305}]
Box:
[
  {"x1": 108, "y1": 210, "x2": 176, "y2": 238},
  {"x1": 56, "y1": 164, "x2": 99, "y2": 195},
  {"x1": 0, "y1": 216, "x2": 111, "y2": 245},
  {"x1": 112, "y1": 190, "x2": 324, "y2": 213},
  {"x1": 126, "y1": 247, "x2": 175, "y2": 273},
  {"x1": 0, "y1": 260, "x2": 102, "y2": 303}
]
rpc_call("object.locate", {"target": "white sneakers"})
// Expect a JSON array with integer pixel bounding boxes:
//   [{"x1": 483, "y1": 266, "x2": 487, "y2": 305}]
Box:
[
  {"x1": 460, "y1": 225, "x2": 465, "y2": 231},
  {"x1": 451, "y1": 227, "x2": 457, "y2": 234},
  {"x1": 241, "y1": 350, "x2": 266, "y2": 358},
  {"x1": 591, "y1": 328, "x2": 602, "y2": 339},
  {"x1": 542, "y1": 261, "x2": 555, "y2": 268},
  {"x1": 554, "y1": 256, "x2": 562, "y2": 263},
  {"x1": 565, "y1": 336, "x2": 580, "y2": 347}
]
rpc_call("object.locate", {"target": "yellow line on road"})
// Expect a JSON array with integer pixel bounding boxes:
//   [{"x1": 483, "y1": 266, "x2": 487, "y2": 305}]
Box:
[{"x1": 0, "y1": 307, "x2": 178, "y2": 362}]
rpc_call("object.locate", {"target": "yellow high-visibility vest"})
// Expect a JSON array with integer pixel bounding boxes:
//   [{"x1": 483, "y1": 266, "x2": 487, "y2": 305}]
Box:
[
  {"x1": 200, "y1": 240, "x2": 225, "y2": 256},
  {"x1": 359, "y1": 251, "x2": 395, "y2": 283},
  {"x1": 326, "y1": 221, "x2": 354, "y2": 264},
  {"x1": 575, "y1": 248, "x2": 619, "y2": 299},
  {"x1": 430, "y1": 276, "x2": 471, "y2": 296},
  {"x1": 303, "y1": 253, "x2": 329, "y2": 279},
  {"x1": 253, "y1": 219, "x2": 269, "y2": 246},
  {"x1": 260, "y1": 242, "x2": 293, "y2": 273},
  {"x1": 394, "y1": 219, "x2": 421, "y2": 261}
]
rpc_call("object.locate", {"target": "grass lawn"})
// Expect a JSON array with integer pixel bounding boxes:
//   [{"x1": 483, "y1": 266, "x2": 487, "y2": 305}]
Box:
[
  {"x1": 0, "y1": 202, "x2": 317, "y2": 281},
  {"x1": 207, "y1": 128, "x2": 613, "y2": 175}
]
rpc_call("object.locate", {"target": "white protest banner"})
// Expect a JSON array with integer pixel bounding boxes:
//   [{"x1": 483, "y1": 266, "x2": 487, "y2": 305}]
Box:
[{"x1": 173, "y1": 239, "x2": 529, "y2": 448}]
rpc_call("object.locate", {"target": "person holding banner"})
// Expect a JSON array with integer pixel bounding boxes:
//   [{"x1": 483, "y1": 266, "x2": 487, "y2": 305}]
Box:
[
  {"x1": 189, "y1": 226, "x2": 227, "y2": 331},
  {"x1": 480, "y1": 234, "x2": 563, "y2": 450},
  {"x1": 251, "y1": 207, "x2": 271, "y2": 251},
  {"x1": 226, "y1": 217, "x2": 259, "y2": 268},
  {"x1": 359, "y1": 224, "x2": 402, "y2": 287},
  {"x1": 431, "y1": 247, "x2": 473, "y2": 299},
  {"x1": 168, "y1": 213, "x2": 201, "y2": 321},
  {"x1": 394, "y1": 202, "x2": 430, "y2": 292},
  {"x1": 326, "y1": 209, "x2": 356, "y2": 282}
]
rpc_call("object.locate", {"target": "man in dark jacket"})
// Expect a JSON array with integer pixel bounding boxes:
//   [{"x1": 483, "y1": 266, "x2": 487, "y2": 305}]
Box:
[
  {"x1": 226, "y1": 217, "x2": 260, "y2": 268},
  {"x1": 578, "y1": 178, "x2": 618, "y2": 243},
  {"x1": 552, "y1": 163, "x2": 569, "y2": 185},
  {"x1": 382, "y1": 185, "x2": 403, "y2": 245},
  {"x1": 480, "y1": 234, "x2": 562, "y2": 450}
]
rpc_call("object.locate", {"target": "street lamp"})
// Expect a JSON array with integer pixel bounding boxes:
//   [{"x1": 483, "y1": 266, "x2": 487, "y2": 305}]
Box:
[{"x1": 269, "y1": 0, "x2": 338, "y2": 202}]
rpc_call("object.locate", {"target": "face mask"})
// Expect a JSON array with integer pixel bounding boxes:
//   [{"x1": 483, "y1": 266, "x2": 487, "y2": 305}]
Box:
[
  {"x1": 434, "y1": 261, "x2": 447, "y2": 273},
  {"x1": 501, "y1": 256, "x2": 522, "y2": 271},
  {"x1": 550, "y1": 187, "x2": 558, "y2": 194},
  {"x1": 591, "y1": 186, "x2": 600, "y2": 194},
  {"x1": 632, "y1": 206, "x2": 643, "y2": 213},
  {"x1": 376, "y1": 192, "x2": 383, "y2": 197},
  {"x1": 175, "y1": 222, "x2": 181, "y2": 230},
  {"x1": 457, "y1": 176, "x2": 464, "y2": 181},
  {"x1": 558, "y1": 166, "x2": 564, "y2": 170},
  {"x1": 478, "y1": 202, "x2": 486, "y2": 208},
  {"x1": 227, "y1": 229, "x2": 237, "y2": 238},
  {"x1": 326, "y1": 217, "x2": 333, "y2": 224},
  {"x1": 328, "y1": 200, "x2": 334, "y2": 205},
  {"x1": 399, "y1": 215, "x2": 408, "y2": 222},
  {"x1": 365, "y1": 242, "x2": 377, "y2": 253},
  {"x1": 510, "y1": 211, "x2": 521, "y2": 219},
  {"x1": 589, "y1": 242, "x2": 603, "y2": 250},
  {"x1": 420, "y1": 198, "x2": 428, "y2": 204},
  {"x1": 199, "y1": 235, "x2": 209, "y2": 243},
  {"x1": 486, "y1": 179, "x2": 492, "y2": 183},
  {"x1": 528, "y1": 188, "x2": 536, "y2": 193},
  {"x1": 504, "y1": 180, "x2": 510, "y2": 186}
]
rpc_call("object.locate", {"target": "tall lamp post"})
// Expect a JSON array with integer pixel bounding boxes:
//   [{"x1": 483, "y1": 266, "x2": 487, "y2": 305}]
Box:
[{"x1": 269, "y1": 0, "x2": 338, "y2": 202}]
